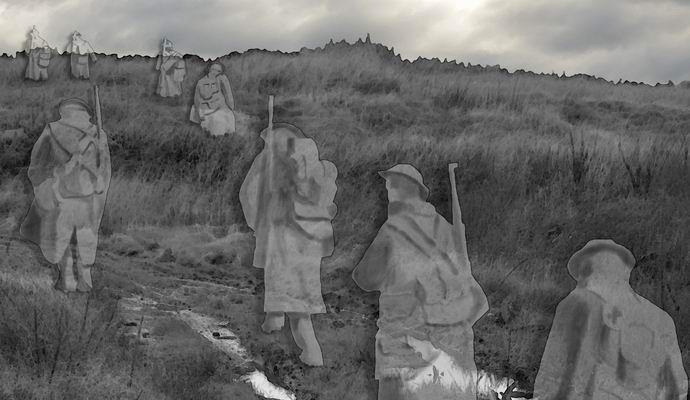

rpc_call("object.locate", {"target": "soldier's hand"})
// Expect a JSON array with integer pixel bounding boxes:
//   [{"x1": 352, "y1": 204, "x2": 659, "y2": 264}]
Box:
[{"x1": 95, "y1": 175, "x2": 105, "y2": 194}]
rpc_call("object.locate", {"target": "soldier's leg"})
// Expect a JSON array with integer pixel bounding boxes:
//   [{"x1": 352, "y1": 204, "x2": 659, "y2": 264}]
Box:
[
  {"x1": 287, "y1": 313, "x2": 323, "y2": 366},
  {"x1": 55, "y1": 237, "x2": 77, "y2": 292},
  {"x1": 75, "y1": 228, "x2": 97, "y2": 293},
  {"x1": 74, "y1": 253, "x2": 92, "y2": 292},
  {"x1": 261, "y1": 312, "x2": 285, "y2": 333}
]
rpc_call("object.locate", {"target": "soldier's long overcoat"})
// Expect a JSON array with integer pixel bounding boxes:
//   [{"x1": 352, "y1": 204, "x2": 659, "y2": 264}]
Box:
[
  {"x1": 20, "y1": 118, "x2": 111, "y2": 265},
  {"x1": 352, "y1": 200, "x2": 488, "y2": 399},
  {"x1": 534, "y1": 287, "x2": 688, "y2": 400},
  {"x1": 155, "y1": 55, "x2": 185, "y2": 97},
  {"x1": 240, "y1": 124, "x2": 337, "y2": 314}
]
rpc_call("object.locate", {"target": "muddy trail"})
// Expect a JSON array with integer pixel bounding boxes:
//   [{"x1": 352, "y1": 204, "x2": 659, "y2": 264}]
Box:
[{"x1": 1, "y1": 225, "x2": 529, "y2": 399}]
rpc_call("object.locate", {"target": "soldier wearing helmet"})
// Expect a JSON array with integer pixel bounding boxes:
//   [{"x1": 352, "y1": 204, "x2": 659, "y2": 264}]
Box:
[
  {"x1": 353, "y1": 164, "x2": 488, "y2": 400},
  {"x1": 21, "y1": 97, "x2": 111, "y2": 292}
]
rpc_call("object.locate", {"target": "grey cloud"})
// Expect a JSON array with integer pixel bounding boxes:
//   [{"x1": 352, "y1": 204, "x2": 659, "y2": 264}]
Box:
[
  {"x1": 2, "y1": 0, "x2": 690, "y2": 83},
  {"x1": 451, "y1": 0, "x2": 690, "y2": 83},
  {"x1": 474, "y1": 0, "x2": 688, "y2": 54}
]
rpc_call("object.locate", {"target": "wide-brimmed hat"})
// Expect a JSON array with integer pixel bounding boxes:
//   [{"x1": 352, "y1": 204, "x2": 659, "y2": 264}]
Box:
[
  {"x1": 58, "y1": 98, "x2": 92, "y2": 115},
  {"x1": 378, "y1": 164, "x2": 430, "y2": 199},
  {"x1": 567, "y1": 239, "x2": 635, "y2": 281}
]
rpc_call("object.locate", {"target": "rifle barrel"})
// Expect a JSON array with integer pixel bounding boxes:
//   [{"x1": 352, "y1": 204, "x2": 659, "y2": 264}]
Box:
[
  {"x1": 94, "y1": 85, "x2": 102, "y2": 133},
  {"x1": 448, "y1": 163, "x2": 461, "y2": 226},
  {"x1": 268, "y1": 95, "x2": 274, "y2": 131}
]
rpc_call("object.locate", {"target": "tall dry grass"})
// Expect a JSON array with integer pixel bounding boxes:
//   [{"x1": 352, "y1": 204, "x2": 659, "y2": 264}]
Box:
[{"x1": 2, "y1": 40, "x2": 690, "y2": 392}]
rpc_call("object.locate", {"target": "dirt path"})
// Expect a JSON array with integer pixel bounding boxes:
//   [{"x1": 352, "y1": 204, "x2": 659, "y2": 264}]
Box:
[
  {"x1": 2, "y1": 226, "x2": 530, "y2": 399},
  {"x1": 118, "y1": 296, "x2": 296, "y2": 400}
]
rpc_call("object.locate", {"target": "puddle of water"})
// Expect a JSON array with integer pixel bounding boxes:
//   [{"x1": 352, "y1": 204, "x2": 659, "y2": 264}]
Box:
[
  {"x1": 240, "y1": 370, "x2": 297, "y2": 400},
  {"x1": 119, "y1": 297, "x2": 297, "y2": 400}
]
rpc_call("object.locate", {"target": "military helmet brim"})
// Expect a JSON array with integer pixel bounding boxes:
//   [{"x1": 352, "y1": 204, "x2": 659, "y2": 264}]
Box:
[
  {"x1": 58, "y1": 98, "x2": 92, "y2": 116},
  {"x1": 567, "y1": 239, "x2": 636, "y2": 281},
  {"x1": 378, "y1": 164, "x2": 430, "y2": 199}
]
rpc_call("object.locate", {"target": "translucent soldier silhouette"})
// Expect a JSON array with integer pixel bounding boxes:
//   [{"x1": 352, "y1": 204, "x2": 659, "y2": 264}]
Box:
[
  {"x1": 189, "y1": 62, "x2": 236, "y2": 136},
  {"x1": 20, "y1": 90, "x2": 111, "y2": 293},
  {"x1": 25, "y1": 25, "x2": 53, "y2": 81},
  {"x1": 66, "y1": 31, "x2": 96, "y2": 79},
  {"x1": 352, "y1": 163, "x2": 489, "y2": 400},
  {"x1": 239, "y1": 97, "x2": 337, "y2": 366},
  {"x1": 533, "y1": 239, "x2": 688, "y2": 400},
  {"x1": 155, "y1": 37, "x2": 186, "y2": 97}
]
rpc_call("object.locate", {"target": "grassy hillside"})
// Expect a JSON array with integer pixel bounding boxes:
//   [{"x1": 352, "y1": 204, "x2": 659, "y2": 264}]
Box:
[{"x1": 1, "y1": 38, "x2": 690, "y2": 398}]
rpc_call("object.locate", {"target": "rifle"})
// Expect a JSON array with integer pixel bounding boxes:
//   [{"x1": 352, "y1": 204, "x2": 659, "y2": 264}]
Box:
[
  {"x1": 93, "y1": 85, "x2": 106, "y2": 193},
  {"x1": 94, "y1": 85, "x2": 102, "y2": 140},
  {"x1": 448, "y1": 162, "x2": 470, "y2": 266},
  {"x1": 257, "y1": 95, "x2": 276, "y2": 261},
  {"x1": 266, "y1": 95, "x2": 274, "y2": 188}
]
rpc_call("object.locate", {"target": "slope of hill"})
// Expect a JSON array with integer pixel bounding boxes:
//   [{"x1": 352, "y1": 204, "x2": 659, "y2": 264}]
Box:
[{"x1": 1, "y1": 38, "x2": 689, "y2": 399}]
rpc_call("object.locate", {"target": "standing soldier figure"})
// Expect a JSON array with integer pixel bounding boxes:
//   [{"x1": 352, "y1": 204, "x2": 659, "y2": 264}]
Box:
[
  {"x1": 239, "y1": 97, "x2": 337, "y2": 366},
  {"x1": 155, "y1": 37, "x2": 186, "y2": 97},
  {"x1": 25, "y1": 25, "x2": 53, "y2": 81},
  {"x1": 352, "y1": 164, "x2": 488, "y2": 400},
  {"x1": 533, "y1": 239, "x2": 688, "y2": 400},
  {"x1": 67, "y1": 31, "x2": 97, "y2": 79},
  {"x1": 20, "y1": 92, "x2": 111, "y2": 293}
]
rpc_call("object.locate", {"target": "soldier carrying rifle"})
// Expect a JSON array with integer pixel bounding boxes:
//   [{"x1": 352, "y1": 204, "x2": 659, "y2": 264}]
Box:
[
  {"x1": 353, "y1": 163, "x2": 488, "y2": 400},
  {"x1": 67, "y1": 31, "x2": 97, "y2": 79},
  {"x1": 21, "y1": 87, "x2": 111, "y2": 292},
  {"x1": 155, "y1": 37, "x2": 186, "y2": 98},
  {"x1": 25, "y1": 25, "x2": 54, "y2": 81},
  {"x1": 240, "y1": 96, "x2": 338, "y2": 366}
]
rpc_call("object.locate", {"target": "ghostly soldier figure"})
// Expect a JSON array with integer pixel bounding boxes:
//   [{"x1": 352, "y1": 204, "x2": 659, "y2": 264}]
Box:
[
  {"x1": 25, "y1": 25, "x2": 53, "y2": 81},
  {"x1": 20, "y1": 96, "x2": 111, "y2": 293},
  {"x1": 155, "y1": 37, "x2": 186, "y2": 97},
  {"x1": 189, "y1": 62, "x2": 236, "y2": 136},
  {"x1": 352, "y1": 164, "x2": 489, "y2": 400},
  {"x1": 239, "y1": 98, "x2": 337, "y2": 366},
  {"x1": 534, "y1": 239, "x2": 688, "y2": 400},
  {"x1": 67, "y1": 31, "x2": 97, "y2": 79}
]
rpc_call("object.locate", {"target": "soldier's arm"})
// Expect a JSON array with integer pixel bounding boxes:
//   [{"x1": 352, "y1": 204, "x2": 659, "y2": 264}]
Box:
[
  {"x1": 239, "y1": 155, "x2": 265, "y2": 231},
  {"x1": 220, "y1": 75, "x2": 235, "y2": 110},
  {"x1": 533, "y1": 292, "x2": 600, "y2": 400},
  {"x1": 661, "y1": 317, "x2": 689, "y2": 400},
  {"x1": 193, "y1": 81, "x2": 202, "y2": 116},
  {"x1": 27, "y1": 126, "x2": 59, "y2": 186},
  {"x1": 352, "y1": 228, "x2": 392, "y2": 292},
  {"x1": 463, "y1": 279, "x2": 489, "y2": 326},
  {"x1": 98, "y1": 130, "x2": 112, "y2": 188}
]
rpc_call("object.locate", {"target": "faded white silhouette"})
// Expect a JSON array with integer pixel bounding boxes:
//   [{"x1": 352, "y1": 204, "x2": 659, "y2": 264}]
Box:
[
  {"x1": 352, "y1": 163, "x2": 489, "y2": 400},
  {"x1": 20, "y1": 88, "x2": 111, "y2": 293},
  {"x1": 239, "y1": 96, "x2": 337, "y2": 366},
  {"x1": 155, "y1": 37, "x2": 186, "y2": 97},
  {"x1": 533, "y1": 239, "x2": 688, "y2": 400},
  {"x1": 25, "y1": 25, "x2": 53, "y2": 81},
  {"x1": 66, "y1": 31, "x2": 96, "y2": 79},
  {"x1": 189, "y1": 62, "x2": 235, "y2": 136}
]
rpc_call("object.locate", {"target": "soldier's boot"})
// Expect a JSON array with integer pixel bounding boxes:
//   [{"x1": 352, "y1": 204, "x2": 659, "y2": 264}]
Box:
[
  {"x1": 75, "y1": 261, "x2": 93, "y2": 292},
  {"x1": 55, "y1": 251, "x2": 77, "y2": 292},
  {"x1": 261, "y1": 312, "x2": 285, "y2": 333},
  {"x1": 288, "y1": 313, "x2": 323, "y2": 366}
]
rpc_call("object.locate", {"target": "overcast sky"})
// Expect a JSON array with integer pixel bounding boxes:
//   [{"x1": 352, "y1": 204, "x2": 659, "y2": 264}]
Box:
[{"x1": 1, "y1": 0, "x2": 689, "y2": 84}]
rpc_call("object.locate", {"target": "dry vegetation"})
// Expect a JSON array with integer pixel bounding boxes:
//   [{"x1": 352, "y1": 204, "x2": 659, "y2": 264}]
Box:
[{"x1": 1, "y1": 39, "x2": 690, "y2": 398}]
